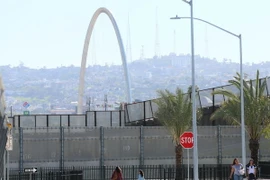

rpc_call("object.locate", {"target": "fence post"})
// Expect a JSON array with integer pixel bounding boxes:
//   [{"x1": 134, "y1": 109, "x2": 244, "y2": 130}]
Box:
[
  {"x1": 119, "y1": 111, "x2": 122, "y2": 127},
  {"x1": 159, "y1": 165, "x2": 163, "y2": 180},
  {"x1": 19, "y1": 127, "x2": 23, "y2": 173},
  {"x1": 60, "y1": 127, "x2": 64, "y2": 170},
  {"x1": 6, "y1": 151, "x2": 9, "y2": 180},
  {"x1": 203, "y1": 164, "x2": 206, "y2": 180},
  {"x1": 3, "y1": 150, "x2": 5, "y2": 180},
  {"x1": 40, "y1": 168, "x2": 42, "y2": 180},
  {"x1": 99, "y1": 126, "x2": 105, "y2": 180},
  {"x1": 110, "y1": 111, "x2": 113, "y2": 127},
  {"x1": 217, "y1": 125, "x2": 222, "y2": 180},
  {"x1": 139, "y1": 126, "x2": 144, "y2": 167},
  {"x1": 163, "y1": 167, "x2": 166, "y2": 180},
  {"x1": 143, "y1": 101, "x2": 146, "y2": 126},
  {"x1": 100, "y1": 165, "x2": 105, "y2": 180},
  {"x1": 132, "y1": 165, "x2": 135, "y2": 180},
  {"x1": 94, "y1": 111, "x2": 97, "y2": 127},
  {"x1": 100, "y1": 126, "x2": 104, "y2": 167},
  {"x1": 217, "y1": 125, "x2": 222, "y2": 164},
  {"x1": 85, "y1": 113, "x2": 87, "y2": 127}
]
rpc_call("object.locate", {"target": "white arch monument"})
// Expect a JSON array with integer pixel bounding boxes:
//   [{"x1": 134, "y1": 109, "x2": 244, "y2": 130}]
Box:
[{"x1": 77, "y1": 7, "x2": 132, "y2": 114}]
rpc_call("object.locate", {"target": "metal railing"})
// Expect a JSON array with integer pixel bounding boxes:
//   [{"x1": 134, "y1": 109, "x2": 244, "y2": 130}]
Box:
[
  {"x1": 125, "y1": 76, "x2": 270, "y2": 123},
  {"x1": 8, "y1": 164, "x2": 270, "y2": 180},
  {"x1": 9, "y1": 110, "x2": 125, "y2": 128},
  {"x1": 7, "y1": 77, "x2": 270, "y2": 128},
  {"x1": 8, "y1": 165, "x2": 231, "y2": 180}
]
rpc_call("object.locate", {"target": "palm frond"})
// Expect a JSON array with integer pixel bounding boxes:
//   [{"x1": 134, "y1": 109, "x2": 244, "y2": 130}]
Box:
[
  {"x1": 211, "y1": 70, "x2": 270, "y2": 140},
  {"x1": 154, "y1": 87, "x2": 202, "y2": 145}
]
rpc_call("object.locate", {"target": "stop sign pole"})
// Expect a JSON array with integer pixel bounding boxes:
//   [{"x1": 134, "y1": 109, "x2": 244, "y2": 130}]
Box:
[{"x1": 180, "y1": 131, "x2": 194, "y2": 180}]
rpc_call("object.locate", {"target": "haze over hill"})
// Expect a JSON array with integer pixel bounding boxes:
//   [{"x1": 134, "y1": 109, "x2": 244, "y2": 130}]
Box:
[{"x1": 1, "y1": 54, "x2": 269, "y2": 115}]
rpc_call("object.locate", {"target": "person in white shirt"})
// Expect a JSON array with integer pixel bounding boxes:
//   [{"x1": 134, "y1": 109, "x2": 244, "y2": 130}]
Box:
[
  {"x1": 246, "y1": 159, "x2": 257, "y2": 180},
  {"x1": 229, "y1": 158, "x2": 244, "y2": 180},
  {"x1": 138, "y1": 169, "x2": 145, "y2": 180}
]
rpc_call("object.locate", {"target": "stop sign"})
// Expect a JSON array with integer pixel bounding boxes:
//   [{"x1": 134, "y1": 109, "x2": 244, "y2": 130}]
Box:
[{"x1": 180, "y1": 131, "x2": 194, "y2": 149}]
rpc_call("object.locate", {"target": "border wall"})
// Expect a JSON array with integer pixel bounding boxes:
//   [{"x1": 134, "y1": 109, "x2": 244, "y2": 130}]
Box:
[{"x1": 7, "y1": 126, "x2": 270, "y2": 171}]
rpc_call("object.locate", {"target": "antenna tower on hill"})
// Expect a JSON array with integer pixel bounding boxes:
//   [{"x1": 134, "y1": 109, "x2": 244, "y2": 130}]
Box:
[
  {"x1": 126, "y1": 13, "x2": 132, "y2": 63},
  {"x1": 155, "y1": 7, "x2": 160, "y2": 58}
]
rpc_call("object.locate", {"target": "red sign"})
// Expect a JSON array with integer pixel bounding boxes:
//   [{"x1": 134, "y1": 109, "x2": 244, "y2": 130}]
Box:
[{"x1": 180, "y1": 132, "x2": 194, "y2": 149}]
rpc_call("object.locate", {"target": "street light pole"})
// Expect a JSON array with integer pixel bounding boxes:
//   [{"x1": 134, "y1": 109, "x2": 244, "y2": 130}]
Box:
[
  {"x1": 190, "y1": 2, "x2": 199, "y2": 180},
  {"x1": 170, "y1": 15, "x2": 246, "y2": 167},
  {"x1": 239, "y1": 35, "x2": 246, "y2": 167},
  {"x1": 181, "y1": 0, "x2": 198, "y2": 179}
]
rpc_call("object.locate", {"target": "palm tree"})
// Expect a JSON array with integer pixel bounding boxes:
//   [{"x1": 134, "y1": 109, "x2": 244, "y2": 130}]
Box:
[
  {"x1": 154, "y1": 88, "x2": 202, "y2": 179},
  {"x1": 211, "y1": 70, "x2": 270, "y2": 164}
]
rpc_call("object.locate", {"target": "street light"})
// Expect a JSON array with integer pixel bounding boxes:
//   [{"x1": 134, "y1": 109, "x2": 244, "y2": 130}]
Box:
[
  {"x1": 172, "y1": 0, "x2": 199, "y2": 179},
  {"x1": 170, "y1": 10, "x2": 246, "y2": 172}
]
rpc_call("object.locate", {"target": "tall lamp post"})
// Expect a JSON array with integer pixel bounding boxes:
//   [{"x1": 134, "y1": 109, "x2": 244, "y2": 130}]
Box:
[
  {"x1": 172, "y1": 0, "x2": 199, "y2": 179},
  {"x1": 170, "y1": 11, "x2": 245, "y2": 173}
]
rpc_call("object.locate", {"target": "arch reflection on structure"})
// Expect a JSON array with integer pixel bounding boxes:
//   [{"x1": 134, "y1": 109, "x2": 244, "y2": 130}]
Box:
[{"x1": 77, "y1": 7, "x2": 132, "y2": 114}]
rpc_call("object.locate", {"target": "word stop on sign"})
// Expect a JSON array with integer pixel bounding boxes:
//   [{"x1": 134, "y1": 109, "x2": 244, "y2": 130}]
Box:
[{"x1": 180, "y1": 137, "x2": 194, "y2": 144}]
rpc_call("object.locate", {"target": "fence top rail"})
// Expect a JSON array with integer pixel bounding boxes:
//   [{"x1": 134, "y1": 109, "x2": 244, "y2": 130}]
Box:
[
  {"x1": 125, "y1": 76, "x2": 270, "y2": 106},
  {"x1": 11, "y1": 125, "x2": 246, "y2": 130}
]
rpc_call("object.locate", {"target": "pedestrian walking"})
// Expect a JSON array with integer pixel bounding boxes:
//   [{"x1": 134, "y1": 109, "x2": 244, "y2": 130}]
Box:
[
  {"x1": 111, "y1": 166, "x2": 123, "y2": 180},
  {"x1": 138, "y1": 169, "x2": 145, "y2": 180},
  {"x1": 246, "y1": 159, "x2": 257, "y2": 180},
  {"x1": 229, "y1": 158, "x2": 245, "y2": 180}
]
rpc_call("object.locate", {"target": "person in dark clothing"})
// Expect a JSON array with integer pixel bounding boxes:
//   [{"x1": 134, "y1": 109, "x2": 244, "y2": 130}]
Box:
[{"x1": 111, "y1": 166, "x2": 123, "y2": 180}]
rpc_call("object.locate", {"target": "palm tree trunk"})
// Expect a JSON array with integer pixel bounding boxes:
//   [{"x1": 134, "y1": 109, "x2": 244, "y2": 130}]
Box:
[
  {"x1": 175, "y1": 144, "x2": 183, "y2": 180},
  {"x1": 249, "y1": 138, "x2": 259, "y2": 165}
]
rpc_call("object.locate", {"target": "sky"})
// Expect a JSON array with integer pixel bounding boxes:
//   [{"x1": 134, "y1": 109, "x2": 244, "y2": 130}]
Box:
[{"x1": 0, "y1": 0, "x2": 270, "y2": 68}]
